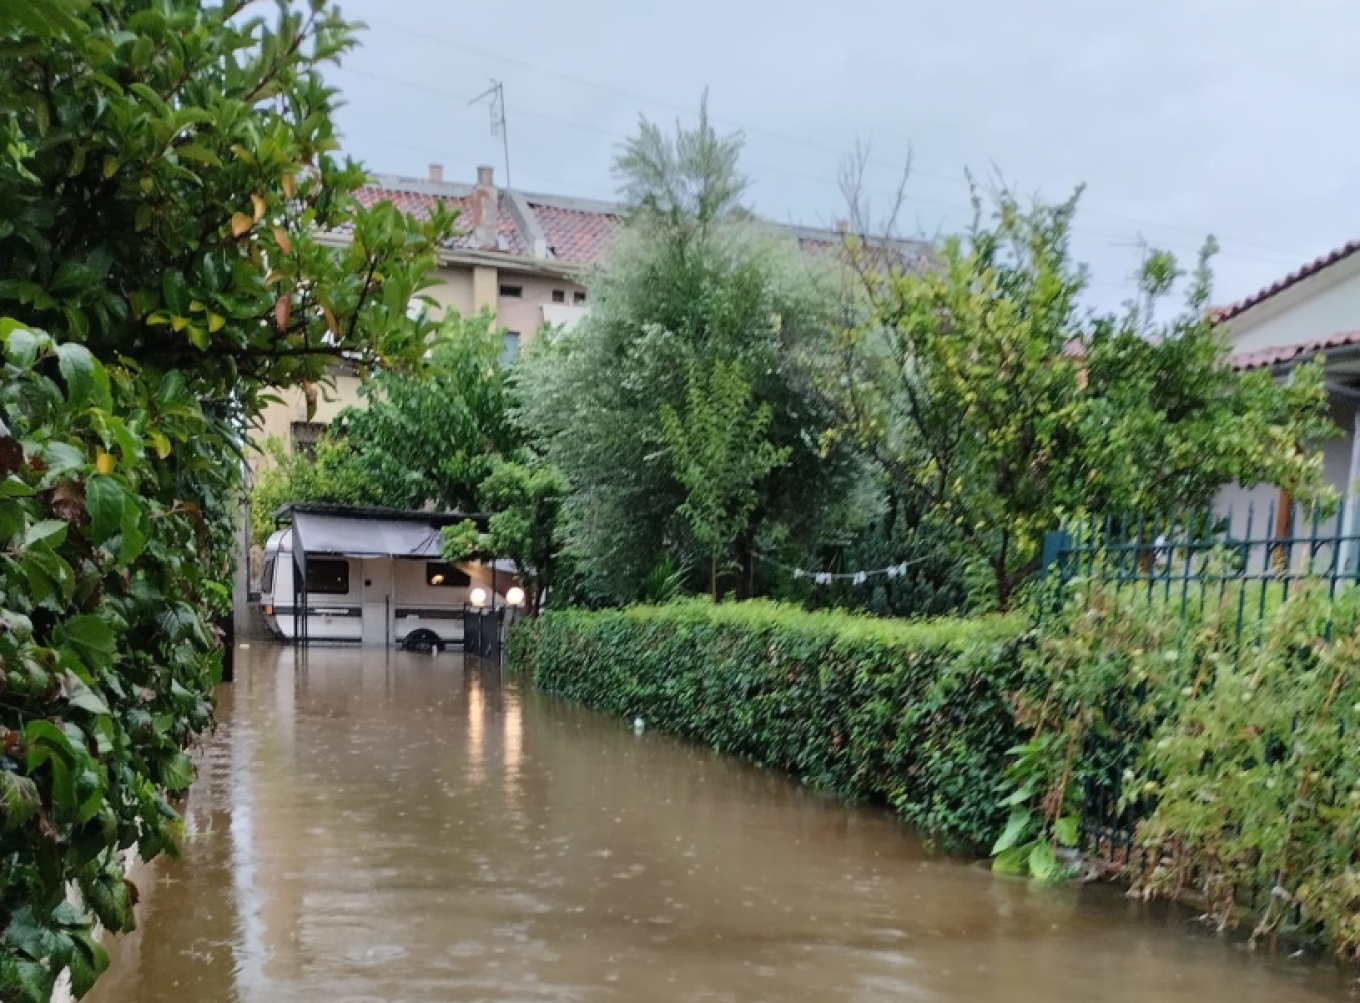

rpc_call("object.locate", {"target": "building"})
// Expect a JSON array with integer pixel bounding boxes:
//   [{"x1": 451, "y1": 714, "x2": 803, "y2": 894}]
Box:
[{"x1": 1216, "y1": 239, "x2": 1360, "y2": 555}]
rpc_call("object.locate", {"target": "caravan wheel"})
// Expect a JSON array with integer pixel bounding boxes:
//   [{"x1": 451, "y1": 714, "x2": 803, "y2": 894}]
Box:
[{"x1": 403, "y1": 629, "x2": 443, "y2": 654}]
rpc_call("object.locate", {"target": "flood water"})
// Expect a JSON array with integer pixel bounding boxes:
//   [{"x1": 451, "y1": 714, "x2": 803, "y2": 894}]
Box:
[{"x1": 89, "y1": 645, "x2": 1356, "y2": 1003}]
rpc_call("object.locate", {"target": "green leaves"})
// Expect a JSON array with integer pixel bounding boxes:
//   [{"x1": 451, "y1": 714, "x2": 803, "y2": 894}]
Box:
[{"x1": 0, "y1": 772, "x2": 41, "y2": 831}]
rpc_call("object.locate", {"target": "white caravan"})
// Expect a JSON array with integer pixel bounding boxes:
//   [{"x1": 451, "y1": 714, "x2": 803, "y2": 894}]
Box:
[{"x1": 257, "y1": 504, "x2": 516, "y2": 650}]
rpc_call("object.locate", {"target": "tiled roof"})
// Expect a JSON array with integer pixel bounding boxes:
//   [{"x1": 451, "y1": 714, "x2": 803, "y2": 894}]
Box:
[
  {"x1": 529, "y1": 203, "x2": 622, "y2": 265},
  {"x1": 356, "y1": 173, "x2": 932, "y2": 273},
  {"x1": 1214, "y1": 240, "x2": 1360, "y2": 323},
  {"x1": 1229, "y1": 329, "x2": 1360, "y2": 371},
  {"x1": 354, "y1": 186, "x2": 526, "y2": 256}
]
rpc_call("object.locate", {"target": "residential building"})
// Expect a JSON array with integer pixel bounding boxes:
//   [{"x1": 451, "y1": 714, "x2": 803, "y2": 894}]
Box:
[{"x1": 1216, "y1": 240, "x2": 1360, "y2": 555}]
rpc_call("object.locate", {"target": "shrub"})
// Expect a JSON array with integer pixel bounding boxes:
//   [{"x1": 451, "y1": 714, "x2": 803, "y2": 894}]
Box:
[{"x1": 508, "y1": 599, "x2": 1028, "y2": 849}]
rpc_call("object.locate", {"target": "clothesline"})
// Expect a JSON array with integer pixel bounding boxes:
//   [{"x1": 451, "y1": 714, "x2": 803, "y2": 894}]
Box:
[{"x1": 752, "y1": 551, "x2": 932, "y2": 586}]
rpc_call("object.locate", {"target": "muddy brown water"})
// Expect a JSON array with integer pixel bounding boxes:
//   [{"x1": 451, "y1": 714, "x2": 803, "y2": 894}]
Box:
[{"x1": 88, "y1": 645, "x2": 1355, "y2": 1003}]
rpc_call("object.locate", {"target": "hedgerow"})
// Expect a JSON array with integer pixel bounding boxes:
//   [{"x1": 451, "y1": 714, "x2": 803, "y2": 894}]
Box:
[{"x1": 509, "y1": 600, "x2": 1029, "y2": 849}]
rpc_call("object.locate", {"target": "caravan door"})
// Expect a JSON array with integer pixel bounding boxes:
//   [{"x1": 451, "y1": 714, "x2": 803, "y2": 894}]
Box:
[{"x1": 360, "y1": 558, "x2": 393, "y2": 646}]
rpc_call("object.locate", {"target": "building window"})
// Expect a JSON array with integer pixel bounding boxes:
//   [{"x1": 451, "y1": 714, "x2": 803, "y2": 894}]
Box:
[
  {"x1": 499, "y1": 284, "x2": 523, "y2": 298},
  {"x1": 551, "y1": 289, "x2": 566, "y2": 303},
  {"x1": 304, "y1": 558, "x2": 350, "y2": 595},
  {"x1": 426, "y1": 562, "x2": 472, "y2": 588},
  {"x1": 501, "y1": 331, "x2": 521, "y2": 366},
  {"x1": 573, "y1": 291, "x2": 587, "y2": 305}
]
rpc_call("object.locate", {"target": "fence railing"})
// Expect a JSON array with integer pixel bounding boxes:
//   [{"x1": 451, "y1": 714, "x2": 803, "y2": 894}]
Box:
[
  {"x1": 1041, "y1": 497, "x2": 1360, "y2": 642},
  {"x1": 1039, "y1": 496, "x2": 1360, "y2": 884}
]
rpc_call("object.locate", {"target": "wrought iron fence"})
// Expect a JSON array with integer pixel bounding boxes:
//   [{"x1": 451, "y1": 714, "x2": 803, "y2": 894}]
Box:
[{"x1": 1039, "y1": 496, "x2": 1360, "y2": 881}]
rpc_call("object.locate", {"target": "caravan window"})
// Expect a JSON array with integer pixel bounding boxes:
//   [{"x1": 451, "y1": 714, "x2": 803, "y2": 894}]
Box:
[
  {"x1": 260, "y1": 556, "x2": 276, "y2": 593},
  {"x1": 426, "y1": 562, "x2": 471, "y2": 588},
  {"x1": 305, "y1": 559, "x2": 350, "y2": 595}
]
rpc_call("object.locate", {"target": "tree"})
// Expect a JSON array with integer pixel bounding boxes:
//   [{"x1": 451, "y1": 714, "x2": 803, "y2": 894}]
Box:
[
  {"x1": 517, "y1": 101, "x2": 868, "y2": 603},
  {"x1": 660, "y1": 362, "x2": 790, "y2": 597},
  {"x1": 331, "y1": 310, "x2": 519, "y2": 512},
  {"x1": 803, "y1": 186, "x2": 1330, "y2": 609},
  {"x1": 442, "y1": 455, "x2": 568, "y2": 615},
  {"x1": 247, "y1": 436, "x2": 380, "y2": 544},
  {"x1": 0, "y1": 2, "x2": 452, "y2": 997}
]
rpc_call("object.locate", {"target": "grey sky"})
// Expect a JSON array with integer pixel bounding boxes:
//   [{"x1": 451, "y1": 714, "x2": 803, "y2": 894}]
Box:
[{"x1": 326, "y1": 0, "x2": 1360, "y2": 311}]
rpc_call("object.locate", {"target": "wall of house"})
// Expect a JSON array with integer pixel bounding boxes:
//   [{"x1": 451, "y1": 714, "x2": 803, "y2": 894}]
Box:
[
  {"x1": 1226, "y1": 256, "x2": 1360, "y2": 353},
  {"x1": 496, "y1": 273, "x2": 587, "y2": 348},
  {"x1": 250, "y1": 371, "x2": 364, "y2": 473}
]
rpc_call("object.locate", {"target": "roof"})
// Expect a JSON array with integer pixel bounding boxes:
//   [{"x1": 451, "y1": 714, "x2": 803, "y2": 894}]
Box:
[
  {"x1": 1214, "y1": 239, "x2": 1360, "y2": 323},
  {"x1": 357, "y1": 173, "x2": 930, "y2": 272},
  {"x1": 1229, "y1": 329, "x2": 1360, "y2": 372},
  {"x1": 273, "y1": 502, "x2": 486, "y2": 529}
]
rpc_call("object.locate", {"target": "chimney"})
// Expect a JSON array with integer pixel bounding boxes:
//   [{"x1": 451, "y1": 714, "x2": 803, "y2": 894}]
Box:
[
  {"x1": 470, "y1": 164, "x2": 498, "y2": 250},
  {"x1": 428, "y1": 163, "x2": 444, "y2": 183}
]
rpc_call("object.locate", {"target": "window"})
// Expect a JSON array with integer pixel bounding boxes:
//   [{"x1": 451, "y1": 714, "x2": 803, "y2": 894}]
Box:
[
  {"x1": 304, "y1": 558, "x2": 350, "y2": 595},
  {"x1": 426, "y1": 562, "x2": 472, "y2": 588},
  {"x1": 499, "y1": 284, "x2": 523, "y2": 299},
  {"x1": 290, "y1": 421, "x2": 326, "y2": 461},
  {"x1": 261, "y1": 555, "x2": 276, "y2": 593},
  {"x1": 551, "y1": 289, "x2": 566, "y2": 303},
  {"x1": 573, "y1": 291, "x2": 587, "y2": 305},
  {"x1": 501, "y1": 331, "x2": 521, "y2": 366}
]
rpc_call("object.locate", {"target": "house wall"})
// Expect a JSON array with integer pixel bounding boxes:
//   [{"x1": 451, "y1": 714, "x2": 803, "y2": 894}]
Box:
[
  {"x1": 497, "y1": 273, "x2": 587, "y2": 346},
  {"x1": 1225, "y1": 255, "x2": 1360, "y2": 353}
]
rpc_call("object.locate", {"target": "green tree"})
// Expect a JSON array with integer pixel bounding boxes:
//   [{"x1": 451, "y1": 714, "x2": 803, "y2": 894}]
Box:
[
  {"x1": 660, "y1": 362, "x2": 790, "y2": 597},
  {"x1": 0, "y1": 2, "x2": 453, "y2": 997},
  {"x1": 333, "y1": 310, "x2": 519, "y2": 512},
  {"x1": 518, "y1": 101, "x2": 868, "y2": 603},
  {"x1": 247, "y1": 436, "x2": 381, "y2": 544},
  {"x1": 442, "y1": 455, "x2": 568, "y2": 614},
  {"x1": 804, "y1": 187, "x2": 1330, "y2": 609}
]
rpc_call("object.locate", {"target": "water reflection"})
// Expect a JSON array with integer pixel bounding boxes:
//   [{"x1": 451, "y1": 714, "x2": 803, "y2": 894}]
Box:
[{"x1": 87, "y1": 645, "x2": 1354, "y2": 1003}]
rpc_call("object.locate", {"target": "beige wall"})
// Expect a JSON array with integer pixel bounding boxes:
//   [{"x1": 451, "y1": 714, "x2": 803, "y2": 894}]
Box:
[
  {"x1": 248, "y1": 259, "x2": 587, "y2": 474},
  {"x1": 1225, "y1": 255, "x2": 1360, "y2": 353}
]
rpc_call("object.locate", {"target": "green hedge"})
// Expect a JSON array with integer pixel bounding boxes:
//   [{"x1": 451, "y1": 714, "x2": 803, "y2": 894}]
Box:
[{"x1": 509, "y1": 600, "x2": 1028, "y2": 848}]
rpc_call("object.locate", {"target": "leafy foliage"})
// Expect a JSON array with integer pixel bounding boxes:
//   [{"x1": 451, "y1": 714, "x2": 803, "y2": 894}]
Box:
[
  {"x1": 248, "y1": 436, "x2": 380, "y2": 544},
  {"x1": 517, "y1": 102, "x2": 871, "y2": 604},
  {"x1": 331, "y1": 311, "x2": 519, "y2": 512},
  {"x1": 0, "y1": 1, "x2": 453, "y2": 996},
  {"x1": 441, "y1": 455, "x2": 568, "y2": 614},
  {"x1": 801, "y1": 187, "x2": 1331, "y2": 609},
  {"x1": 1001, "y1": 574, "x2": 1360, "y2": 957},
  {"x1": 660, "y1": 362, "x2": 790, "y2": 597},
  {"x1": 509, "y1": 600, "x2": 1028, "y2": 849}
]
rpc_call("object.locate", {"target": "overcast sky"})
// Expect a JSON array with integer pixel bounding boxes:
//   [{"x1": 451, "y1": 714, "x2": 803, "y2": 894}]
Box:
[{"x1": 325, "y1": 0, "x2": 1360, "y2": 312}]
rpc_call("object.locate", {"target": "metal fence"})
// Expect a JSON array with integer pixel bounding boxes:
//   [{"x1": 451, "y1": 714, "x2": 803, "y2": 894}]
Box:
[
  {"x1": 1039, "y1": 496, "x2": 1360, "y2": 880},
  {"x1": 1041, "y1": 497, "x2": 1360, "y2": 641}
]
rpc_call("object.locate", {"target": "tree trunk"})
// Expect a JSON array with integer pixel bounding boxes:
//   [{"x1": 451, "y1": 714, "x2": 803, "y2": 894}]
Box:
[{"x1": 710, "y1": 555, "x2": 718, "y2": 601}]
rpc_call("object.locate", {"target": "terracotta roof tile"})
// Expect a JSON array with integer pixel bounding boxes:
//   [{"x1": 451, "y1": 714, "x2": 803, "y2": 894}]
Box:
[
  {"x1": 528, "y1": 203, "x2": 623, "y2": 266},
  {"x1": 1228, "y1": 329, "x2": 1360, "y2": 371},
  {"x1": 1214, "y1": 240, "x2": 1360, "y2": 323},
  {"x1": 354, "y1": 185, "x2": 526, "y2": 256}
]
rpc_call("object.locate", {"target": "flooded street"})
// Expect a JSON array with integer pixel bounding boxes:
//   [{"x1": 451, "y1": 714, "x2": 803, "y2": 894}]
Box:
[{"x1": 89, "y1": 645, "x2": 1354, "y2": 1003}]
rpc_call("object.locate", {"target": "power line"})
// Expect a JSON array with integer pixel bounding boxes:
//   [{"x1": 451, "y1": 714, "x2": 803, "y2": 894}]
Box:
[{"x1": 356, "y1": 16, "x2": 1309, "y2": 265}]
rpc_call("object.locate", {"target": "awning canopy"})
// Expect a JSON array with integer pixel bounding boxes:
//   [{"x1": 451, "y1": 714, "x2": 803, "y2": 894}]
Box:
[{"x1": 290, "y1": 510, "x2": 446, "y2": 563}]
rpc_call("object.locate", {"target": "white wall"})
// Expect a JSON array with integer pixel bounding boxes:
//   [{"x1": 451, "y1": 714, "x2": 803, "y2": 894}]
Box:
[{"x1": 1225, "y1": 255, "x2": 1360, "y2": 353}]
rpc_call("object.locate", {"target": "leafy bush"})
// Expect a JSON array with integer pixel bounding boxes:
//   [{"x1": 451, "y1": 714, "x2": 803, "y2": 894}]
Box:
[
  {"x1": 509, "y1": 600, "x2": 1027, "y2": 848},
  {"x1": 1003, "y1": 576, "x2": 1360, "y2": 957}
]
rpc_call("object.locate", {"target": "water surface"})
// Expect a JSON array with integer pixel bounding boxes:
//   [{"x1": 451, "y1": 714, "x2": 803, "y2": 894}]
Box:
[{"x1": 89, "y1": 646, "x2": 1356, "y2": 1002}]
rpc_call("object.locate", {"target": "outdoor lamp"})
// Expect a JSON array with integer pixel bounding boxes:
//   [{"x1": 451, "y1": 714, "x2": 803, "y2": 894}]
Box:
[
  {"x1": 469, "y1": 587, "x2": 489, "y2": 608},
  {"x1": 506, "y1": 586, "x2": 526, "y2": 607}
]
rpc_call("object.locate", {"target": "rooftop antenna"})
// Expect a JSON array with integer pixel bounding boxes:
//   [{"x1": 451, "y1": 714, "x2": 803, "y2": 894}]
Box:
[{"x1": 469, "y1": 79, "x2": 511, "y2": 189}]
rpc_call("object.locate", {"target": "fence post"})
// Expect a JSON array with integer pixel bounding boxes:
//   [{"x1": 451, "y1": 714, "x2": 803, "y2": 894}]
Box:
[{"x1": 1040, "y1": 530, "x2": 1073, "y2": 582}]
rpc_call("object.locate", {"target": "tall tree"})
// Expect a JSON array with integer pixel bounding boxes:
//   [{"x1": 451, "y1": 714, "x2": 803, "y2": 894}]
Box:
[
  {"x1": 517, "y1": 101, "x2": 868, "y2": 603},
  {"x1": 802, "y1": 186, "x2": 1331, "y2": 609}
]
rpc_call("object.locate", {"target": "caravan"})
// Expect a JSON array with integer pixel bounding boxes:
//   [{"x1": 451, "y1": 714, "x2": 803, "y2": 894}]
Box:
[{"x1": 257, "y1": 504, "x2": 517, "y2": 651}]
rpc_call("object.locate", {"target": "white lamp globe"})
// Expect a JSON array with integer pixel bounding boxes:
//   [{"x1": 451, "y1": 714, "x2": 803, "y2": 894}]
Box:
[
  {"x1": 469, "y1": 587, "x2": 489, "y2": 608},
  {"x1": 506, "y1": 586, "x2": 526, "y2": 607}
]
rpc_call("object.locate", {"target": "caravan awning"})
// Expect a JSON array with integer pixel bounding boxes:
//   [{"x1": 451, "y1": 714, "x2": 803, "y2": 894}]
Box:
[{"x1": 290, "y1": 511, "x2": 446, "y2": 562}]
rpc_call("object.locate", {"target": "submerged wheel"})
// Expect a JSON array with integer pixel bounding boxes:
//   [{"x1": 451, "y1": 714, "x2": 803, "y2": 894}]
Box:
[{"x1": 403, "y1": 629, "x2": 443, "y2": 654}]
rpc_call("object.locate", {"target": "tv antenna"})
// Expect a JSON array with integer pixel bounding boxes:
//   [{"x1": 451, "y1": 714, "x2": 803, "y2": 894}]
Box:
[{"x1": 469, "y1": 79, "x2": 511, "y2": 189}]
